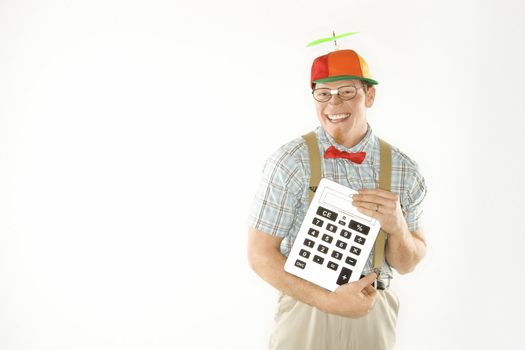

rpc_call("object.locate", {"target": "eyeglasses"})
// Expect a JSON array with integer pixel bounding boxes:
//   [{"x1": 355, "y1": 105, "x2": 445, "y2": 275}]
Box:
[{"x1": 312, "y1": 85, "x2": 364, "y2": 102}]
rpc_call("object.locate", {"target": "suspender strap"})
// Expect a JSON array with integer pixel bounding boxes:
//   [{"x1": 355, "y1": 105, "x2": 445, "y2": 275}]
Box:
[
  {"x1": 373, "y1": 139, "x2": 392, "y2": 269},
  {"x1": 303, "y1": 131, "x2": 322, "y2": 206}
]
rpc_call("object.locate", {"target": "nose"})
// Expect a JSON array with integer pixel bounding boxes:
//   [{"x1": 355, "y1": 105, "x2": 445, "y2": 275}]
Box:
[{"x1": 329, "y1": 91, "x2": 343, "y2": 105}]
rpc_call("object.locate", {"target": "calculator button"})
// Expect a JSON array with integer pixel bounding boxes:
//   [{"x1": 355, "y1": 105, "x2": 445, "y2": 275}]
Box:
[
  {"x1": 308, "y1": 228, "x2": 320, "y2": 238},
  {"x1": 316, "y1": 206, "x2": 338, "y2": 222},
  {"x1": 340, "y1": 229, "x2": 352, "y2": 239},
  {"x1": 335, "y1": 240, "x2": 347, "y2": 249},
  {"x1": 345, "y1": 256, "x2": 357, "y2": 266},
  {"x1": 312, "y1": 218, "x2": 324, "y2": 227},
  {"x1": 304, "y1": 238, "x2": 315, "y2": 248},
  {"x1": 326, "y1": 224, "x2": 337, "y2": 233},
  {"x1": 336, "y1": 267, "x2": 353, "y2": 285},
  {"x1": 299, "y1": 249, "x2": 311, "y2": 259},
  {"x1": 354, "y1": 236, "x2": 366, "y2": 245},
  {"x1": 313, "y1": 255, "x2": 324, "y2": 265},
  {"x1": 349, "y1": 220, "x2": 370, "y2": 235},
  {"x1": 317, "y1": 244, "x2": 328, "y2": 254},
  {"x1": 331, "y1": 251, "x2": 342, "y2": 260},
  {"x1": 338, "y1": 220, "x2": 346, "y2": 226},
  {"x1": 295, "y1": 260, "x2": 306, "y2": 269},
  {"x1": 321, "y1": 234, "x2": 333, "y2": 244},
  {"x1": 327, "y1": 261, "x2": 339, "y2": 271},
  {"x1": 350, "y1": 246, "x2": 362, "y2": 256}
]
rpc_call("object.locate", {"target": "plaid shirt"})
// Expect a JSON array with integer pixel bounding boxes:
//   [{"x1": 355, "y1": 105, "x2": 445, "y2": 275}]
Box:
[{"x1": 248, "y1": 125, "x2": 427, "y2": 278}]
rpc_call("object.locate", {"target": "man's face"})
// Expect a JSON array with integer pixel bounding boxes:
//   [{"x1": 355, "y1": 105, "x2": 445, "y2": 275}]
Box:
[{"x1": 314, "y1": 79, "x2": 375, "y2": 142}]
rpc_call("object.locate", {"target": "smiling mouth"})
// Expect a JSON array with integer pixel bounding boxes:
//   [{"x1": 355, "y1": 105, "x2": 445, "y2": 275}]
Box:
[{"x1": 326, "y1": 113, "x2": 351, "y2": 123}]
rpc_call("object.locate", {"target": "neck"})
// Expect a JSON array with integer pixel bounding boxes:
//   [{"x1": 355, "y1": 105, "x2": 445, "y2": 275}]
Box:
[{"x1": 330, "y1": 125, "x2": 368, "y2": 149}]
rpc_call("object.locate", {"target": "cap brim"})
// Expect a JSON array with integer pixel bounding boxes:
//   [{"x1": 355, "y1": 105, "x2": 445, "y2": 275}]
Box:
[{"x1": 313, "y1": 75, "x2": 378, "y2": 85}]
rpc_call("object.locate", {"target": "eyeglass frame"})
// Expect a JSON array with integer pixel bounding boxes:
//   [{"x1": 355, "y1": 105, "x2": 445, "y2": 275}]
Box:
[{"x1": 311, "y1": 84, "x2": 367, "y2": 103}]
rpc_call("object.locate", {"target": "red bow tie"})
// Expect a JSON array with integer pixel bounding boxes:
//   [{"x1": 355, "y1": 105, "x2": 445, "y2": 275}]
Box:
[{"x1": 324, "y1": 146, "x2": 366, "y2": 164}]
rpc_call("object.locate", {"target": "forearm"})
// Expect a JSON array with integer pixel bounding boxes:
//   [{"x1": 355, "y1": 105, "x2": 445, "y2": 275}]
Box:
[
  {"x1": 385, "y1": 228, "x2": 426, "y2": 274},
  {"x1": 248, "y1": 245, "x2": 330, "y2": 311}
]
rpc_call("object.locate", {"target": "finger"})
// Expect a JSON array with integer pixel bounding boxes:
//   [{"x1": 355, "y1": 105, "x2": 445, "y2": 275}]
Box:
[
  {"x1": 353, "y1": 272, "x2": 377, "y2": 290},
  {"x1": 352, "y1": 194, "x2": 394, "y2": 208},
  {"x1": 363, "y1": 284, "x2": 378, "y2": 298},
  {"x1": 355, "y1": 206, "x2": 379, "y2": 219},
  {"x1": 352, "y1": 201, "x2": 383, "y2": 213},
  {"x1": 358, "y1": 188, "x2": 399, "y2": 200}
]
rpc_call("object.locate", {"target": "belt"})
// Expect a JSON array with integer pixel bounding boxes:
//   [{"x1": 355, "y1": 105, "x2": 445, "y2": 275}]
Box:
[{"x1": 360, "y1": 274, "x2": 390, "y2": 290}]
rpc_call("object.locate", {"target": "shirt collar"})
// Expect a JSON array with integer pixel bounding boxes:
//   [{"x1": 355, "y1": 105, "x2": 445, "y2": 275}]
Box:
[{"x1": 316, "y1": 123, "x2": 376, "y2": 159}]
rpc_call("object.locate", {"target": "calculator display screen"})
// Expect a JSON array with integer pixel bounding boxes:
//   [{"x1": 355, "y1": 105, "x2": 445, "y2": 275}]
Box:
[{"x1": 323, "y1": 192, "x2": 352, "y2": 211}]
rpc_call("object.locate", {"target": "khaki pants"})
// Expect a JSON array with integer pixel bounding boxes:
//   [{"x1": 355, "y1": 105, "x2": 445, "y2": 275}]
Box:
[{"x1": 269, "y1": 289, "x2": 400, "y2": 350}]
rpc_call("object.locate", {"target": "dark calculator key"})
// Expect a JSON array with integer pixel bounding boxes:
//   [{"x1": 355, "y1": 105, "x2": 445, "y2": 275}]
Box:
[
  {"x1": 340, "y1": 229, "x2": 352, "y2": 239},
  {"x1": 350, "y1": 246, "x2": 362, "y2": 256},
  {"x1": 338, "y1": 220, "x2": 346, "y2": 226},
  {"x1": 349, "y1": 220, "x2": 370, "y2": 235},
  {"x1": 316, "y1": 206, "x2": 338, "y2": 222},
  {"x1": 299, "y1": 249, "x2": 311, "y2": 259},
  {"x1": 326, "y1": 224, "x2": 337, "y2": 233},
  {"x1": 354, "y1": 236, "x2": 366, "y2": 245},
  {"x1": 345, "y1": 256, "x2": 357, "y2": 266},
  {"x1": 304, "y1": 238, "x2": 315, "y2": 248},
  {"x1": 313, "y1": 255, "x2": 324, "y2": 265},
  {"x1": 335, "y1": 240, "x2": 347, "y2": 249},
  {"x1": 308, "y1": 228, "x2": 320, "y2": 238},
  {"x1": 295, "y1": 260, "x2": 306, "y2": 269},
  {"x1": 317, "y1": 244, "x2": 328, "y2": 254},
  {"x1": 321, "y1": 234, "x2": 333, "y2": 244},
  {"x1": 327, "y1": 261, "x2": 339, "y2": 271},
  {"x1": 331, "y1": 250, "x2": 342, "y2": 260},
  {"x1": 312, "y1": 218, "x2": 324, "y2": 227},
  {"x1": 336, "y1": 267, "x2": 353, "y2": 285}
]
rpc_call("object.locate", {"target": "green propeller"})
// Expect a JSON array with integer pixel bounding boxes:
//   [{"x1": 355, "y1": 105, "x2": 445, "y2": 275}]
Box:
[{"x1": 306, "y1": 31, "x2": 359, "y2": 47}]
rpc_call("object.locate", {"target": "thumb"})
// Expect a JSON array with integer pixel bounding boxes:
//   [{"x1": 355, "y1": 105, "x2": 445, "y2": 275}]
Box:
[{"x1": 353, "y1": 272, "x2": 378, "y2": 290}]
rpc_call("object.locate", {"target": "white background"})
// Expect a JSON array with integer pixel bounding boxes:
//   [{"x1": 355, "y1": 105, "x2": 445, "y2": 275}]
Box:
[{"x1": 1, "y1": 0, "x2": 525, "y2": 349}]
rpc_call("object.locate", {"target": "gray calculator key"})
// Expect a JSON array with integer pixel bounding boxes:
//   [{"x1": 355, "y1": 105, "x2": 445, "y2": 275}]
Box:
[
  {"x1": 331, "y1": 250, "x2": 342, "y2": 260},
  {"x1": 336, "y1": 267, "x2": 353, "y2": 285},
  {"x1": 317, "y1": 244, "x2": 328, "y2": 254},
  {"x1": 308, "y1": 228, "x2": 320, "y2": 238},
  {"x1": 340, "y1": 229, "x2": 352, "y2": 239},
  {"x1": 316, "y1": 206, "x2": 338, "y2": 222},
  {"x1": 335, "y1": 240, "x2": 347, "y2": 249},
  {"x1": 350, "y1": 246, "x2": 361, "y2": 256},
  {"x1": 299, "y1": 249, "x2": 311, "y2": 259},
  {"x1": 295, "y1": 260, "x2": 306, "y2": 269},
  {"x1": 327, "y1": 261, "x2": 339, "y2": 271},
  {"x1": 322, "y1": 234, "x2": 333, "y2": 244},
  {"x1": 312, "y1": 218, "x2": 324, "y2": 227},
  {"x1": 304, "y1": 238, "x2": 315, "y2": 248},
  {"x1": 326, "y1": 223, "x2": 337, "y2": 233},
  {"x1": 345, "y1": 256, "x2": 357, "y2": 266},
  {"x1": 354, "y1": 236, "x2": 366, "y2": 245},
  {"x1": 313, "y1": 255, "x2": 324, "y2": 265},
  {"x1": 349, "y1": 220, "x2": 370, "y2": 235}
]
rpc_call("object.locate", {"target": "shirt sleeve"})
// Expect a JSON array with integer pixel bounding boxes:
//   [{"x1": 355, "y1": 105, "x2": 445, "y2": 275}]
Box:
[
  {"x1": 248, "y1": 148, "x2": 306, "y2": 238},
  {"x1": 403, "y1": 165, "x2": 427, "y2": 232}
]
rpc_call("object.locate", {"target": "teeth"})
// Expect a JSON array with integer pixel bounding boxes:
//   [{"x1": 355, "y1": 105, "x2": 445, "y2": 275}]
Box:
[{"x1": 327, "y1": 114, "x2": 350, "y2": 120}]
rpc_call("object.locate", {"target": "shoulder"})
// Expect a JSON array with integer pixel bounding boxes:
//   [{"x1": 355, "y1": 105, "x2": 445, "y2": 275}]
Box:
[
  {"x1": 261, "y1": 135, "x2": 309, "y2": 189},
  {"x1": 383, "y1": 140, "x2": 427, "y2": 199}
]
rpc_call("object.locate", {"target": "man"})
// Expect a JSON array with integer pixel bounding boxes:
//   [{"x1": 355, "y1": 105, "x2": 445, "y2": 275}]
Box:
[{"x1": 247, "y1": 49, "x2": 427, "y2": 350}]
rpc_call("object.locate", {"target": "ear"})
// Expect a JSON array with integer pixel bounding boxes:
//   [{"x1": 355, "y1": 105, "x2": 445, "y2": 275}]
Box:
[{"x1": 365, "y1": 86, "x2": 376, "y2": 108}]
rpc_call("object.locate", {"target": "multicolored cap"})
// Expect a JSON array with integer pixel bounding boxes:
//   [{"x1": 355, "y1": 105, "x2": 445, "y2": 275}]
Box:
[{"x1": 311, "y1": 49, "x2": 378, "y2": 89}]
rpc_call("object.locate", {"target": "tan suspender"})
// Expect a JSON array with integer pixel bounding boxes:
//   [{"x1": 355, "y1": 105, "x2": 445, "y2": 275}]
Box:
[{"x1": 302, "y1": 131, "x2": 392, "y2": 270}]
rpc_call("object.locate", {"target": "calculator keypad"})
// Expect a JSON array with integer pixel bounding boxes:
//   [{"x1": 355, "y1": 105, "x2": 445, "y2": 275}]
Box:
[{"x1": 296, "y1": 206, "x2": 371, "y2": 285}]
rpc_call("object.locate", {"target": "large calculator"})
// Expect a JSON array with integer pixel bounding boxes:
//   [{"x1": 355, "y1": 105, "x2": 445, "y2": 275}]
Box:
[{"x1": 284, "y1": 178, "x2": 382, "y2": 292}]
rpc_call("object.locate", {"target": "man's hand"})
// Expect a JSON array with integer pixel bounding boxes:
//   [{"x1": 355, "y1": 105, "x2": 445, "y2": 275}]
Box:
[
  {"x1": 351, "y1": 189, "x2": 409, "y2": 238},
  {"x1": 320, "y1": 273, "x2": 378, "y2": 318}
]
